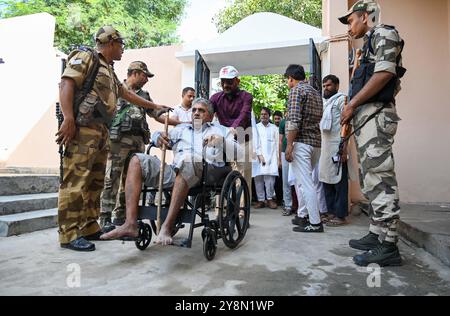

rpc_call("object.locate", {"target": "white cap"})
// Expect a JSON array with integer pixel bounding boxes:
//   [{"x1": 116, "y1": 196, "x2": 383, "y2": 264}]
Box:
[{"x1": 219, "y1": 66, "x2": 239, "y2": 79}]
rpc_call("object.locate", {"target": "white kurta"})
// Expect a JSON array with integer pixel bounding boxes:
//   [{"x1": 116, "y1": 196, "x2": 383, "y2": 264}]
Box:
[
  {"x1": 319, "y1": 93, "x2": 356, "y2": 184},
  {"x1": 252, "y1": 122, "x2": 279, "y2": 177}
]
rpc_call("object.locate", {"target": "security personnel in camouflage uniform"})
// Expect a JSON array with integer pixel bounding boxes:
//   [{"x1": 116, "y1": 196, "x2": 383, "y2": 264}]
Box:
[
  {"x1": 100, "y1": 61, "x2": 178, "y2": 228},
  {"x1": 56, "y1": 26, "x2": 170, "y2": 252},
  {"x1": 339, "y1": 1, "x2": 405, "y2": 266}
]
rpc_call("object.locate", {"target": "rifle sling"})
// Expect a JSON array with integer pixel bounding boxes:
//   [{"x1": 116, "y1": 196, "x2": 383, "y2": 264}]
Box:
[
  {"x1": 344, "y1": 104, "x2": 386, "y2": 143},
  {"x1": 75, "y1": 49, "x2": 100, "y2": 110}
]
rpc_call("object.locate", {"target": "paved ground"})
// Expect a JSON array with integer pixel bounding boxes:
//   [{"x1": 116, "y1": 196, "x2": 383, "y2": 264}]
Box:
[{"x1": 1, "y1": 208, "x2": 450, "y2": 296}]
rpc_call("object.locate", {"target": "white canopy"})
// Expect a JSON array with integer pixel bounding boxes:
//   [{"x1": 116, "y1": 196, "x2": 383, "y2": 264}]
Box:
[{"x1": 176, "y1": 12, "x2": 325, "y2": 76}]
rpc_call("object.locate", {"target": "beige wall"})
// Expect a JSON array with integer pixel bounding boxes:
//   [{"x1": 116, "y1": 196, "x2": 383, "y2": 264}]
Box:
[
  {"x1": 5, "y1": 45, "x2": 183, "y2": 169},
  {"x1": 322, "y1": 0, "x2": 350, "y2": 92},
  {"x1": 338, "y1": 0, "x2": 450, "y2": 203},
  {"x1": 5, "y1": 103, "x2": 60, "y2": 169}
]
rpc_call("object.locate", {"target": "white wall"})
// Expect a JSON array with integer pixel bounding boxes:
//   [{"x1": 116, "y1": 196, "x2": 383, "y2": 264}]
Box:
[
  {"x1": 181, "y1": 60, "x2": 195, "y2": 91},
  {"x1": 0, "y1": 13, "x2": 59, "y2": 163}
]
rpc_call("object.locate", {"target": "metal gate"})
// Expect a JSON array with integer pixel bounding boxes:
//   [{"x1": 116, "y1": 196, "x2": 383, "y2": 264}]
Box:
[
  {"x1": 309, "y1": 38, "x2": 322, "y2": 93},
  {"x1": 195, "y1": 50, "x2": 210, "y2": 99}
]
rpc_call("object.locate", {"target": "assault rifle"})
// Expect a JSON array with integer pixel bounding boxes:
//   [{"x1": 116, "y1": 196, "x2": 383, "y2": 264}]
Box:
[
  {"x1": 56, "y1": 102, "x2": 65, "y2": 184},
  {"x1": 335, "y1": 97, "x2": 352, "y2": 175},
  {"x1": 56, "y1": 58, "x2": 67, "y2": 184}
]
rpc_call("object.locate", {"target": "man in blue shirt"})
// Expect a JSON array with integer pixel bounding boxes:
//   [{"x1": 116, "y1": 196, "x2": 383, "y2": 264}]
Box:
[{"x1": 101, "y1": 98, "x2": 241, "y2": 245}]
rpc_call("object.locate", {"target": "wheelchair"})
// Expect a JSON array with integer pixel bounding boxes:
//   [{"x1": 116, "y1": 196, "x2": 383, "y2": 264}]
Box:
[{"x1": 132, "y1": 144, "x2": 251, "y2": 261}]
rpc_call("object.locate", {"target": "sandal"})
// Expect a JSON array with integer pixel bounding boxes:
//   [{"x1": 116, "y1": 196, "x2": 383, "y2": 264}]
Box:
[
  {"x1": 321, "y1": 214, "x2": 335, "y2": 223},
  {"x1": 326, "y1": 218, "x2": 347, "y2": 227}
]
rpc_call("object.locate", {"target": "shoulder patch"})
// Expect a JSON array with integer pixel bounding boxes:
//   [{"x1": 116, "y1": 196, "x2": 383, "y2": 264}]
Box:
[{"x1": 70, "y1": 59, "x2": 83, "y2": 66}]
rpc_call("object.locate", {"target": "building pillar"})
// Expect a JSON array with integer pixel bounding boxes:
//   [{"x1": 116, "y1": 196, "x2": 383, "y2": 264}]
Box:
[
  {"x1": 321, "y1": 0, "x2": 350, "y2": 93},
  {"x1": 322, "y1": 0, "x2": 368, "y2": 208}
]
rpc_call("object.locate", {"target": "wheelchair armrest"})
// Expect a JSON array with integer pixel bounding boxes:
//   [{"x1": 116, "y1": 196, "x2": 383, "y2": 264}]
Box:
[
  {"x1": 146, "y1": 141, "x2": 156, "y2": 155},
  {"x1": 145, "y1": 140, "x2": 174, "y2": 155}
]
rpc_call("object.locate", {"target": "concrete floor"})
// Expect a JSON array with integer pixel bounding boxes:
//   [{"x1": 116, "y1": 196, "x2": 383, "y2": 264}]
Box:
[{"x1": 1, "y1": 208, "x2": 449, "y2": 296}]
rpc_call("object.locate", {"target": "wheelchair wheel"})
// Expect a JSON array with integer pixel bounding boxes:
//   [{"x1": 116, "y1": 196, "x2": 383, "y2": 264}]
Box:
[
  {"x1": 135, "y1": 221, "x2": 152, "y2": 251},
  {"x1": 202, "y1": 227, "x2": 217, "y2": 261},
  {"x1": 218, "y1": 171, "x2": 250, "y2": 249}
]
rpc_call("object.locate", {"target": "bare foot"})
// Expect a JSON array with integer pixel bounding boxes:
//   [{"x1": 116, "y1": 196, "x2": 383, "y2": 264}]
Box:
[
  {"x1": 155, "y1": 226, "x2": 173, "y2": 245},
  {"x1": 100, "y1": 223, "x2": 138, "y2": 240}
]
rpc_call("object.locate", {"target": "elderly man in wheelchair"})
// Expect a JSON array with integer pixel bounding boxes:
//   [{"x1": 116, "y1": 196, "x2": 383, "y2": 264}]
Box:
[{"x1": 101, "y1": 98, "x2": 250, "y2": 259}]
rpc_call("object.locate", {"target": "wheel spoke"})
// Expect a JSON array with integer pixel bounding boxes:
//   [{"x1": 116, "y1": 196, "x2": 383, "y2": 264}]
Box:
[
  {"x1": 235, "y1": 213, "x2": 242, "y2": 235},
  {"x1": 218, "y1": 173, "x2": 250, "y2": 249},
  {"x1": 227, "y1": 194, "x2": 236, "y2": 214}
]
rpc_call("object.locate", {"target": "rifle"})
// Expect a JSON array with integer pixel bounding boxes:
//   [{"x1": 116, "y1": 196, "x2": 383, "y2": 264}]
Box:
[
  {"x1": 334, "y1": 49, "x2": 361, "y2": 176},
  {"x1": 56, "y1": 102, "x2": 65, "y2": 184},
  {"x1": 335, "y1": 96, "x2": 352, "y2": 175},
  {"x1": 56, "y1": 58, "x2": 67, "y2": 185},
  {"x1": 351, "y1": 48, "x2": 362, "y2": 79}
]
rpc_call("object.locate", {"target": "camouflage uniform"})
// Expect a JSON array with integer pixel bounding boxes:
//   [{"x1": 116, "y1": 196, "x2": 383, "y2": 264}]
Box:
[
  {"x1": 100, "y1": 79, "x2": 159, "y2": 224},
  {"x1": 58, "y1": 48, "x2": 122, "y2": 244},
  {"x1": 352, "y1": 24, "x2": 404, "y2": 244}
]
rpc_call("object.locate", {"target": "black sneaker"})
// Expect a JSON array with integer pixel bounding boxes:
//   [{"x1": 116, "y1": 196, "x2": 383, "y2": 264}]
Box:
[
  {"x1": 353, "y1": 242, "x2": 402, "y2": 267},
  {"x1": 349, "y1": 232, "x2": 380, "y2": 251},
  {"x1": 85, "y1": 230, "x2": 102, "y2": 241},
  {"x1": 293, "y1": 223, "x2": 324, "y2": 233},
  {"x1": 101, "y1": 222, "x2": 116, "y2": 234},
  {"x1": 291, "y1": 216, "x2": 309, "y2": 226},
  {"x1": 112, "y1": 217, "x2": 125, "y2": 226},
  {"x1": 61, "y1": 237, "x2": 95, "y2": 252},
  {"x1": 99, "y1": 216, "x2": 112, "y2": 228}
]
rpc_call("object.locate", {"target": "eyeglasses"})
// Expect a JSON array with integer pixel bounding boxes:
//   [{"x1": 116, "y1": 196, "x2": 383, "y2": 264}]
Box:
[
  {"x1": 192, "y1": 108, "x2": 206, "y2": 113},
  {"x1": 221, "y1": 79, "x2": 234, "y2": 85}
]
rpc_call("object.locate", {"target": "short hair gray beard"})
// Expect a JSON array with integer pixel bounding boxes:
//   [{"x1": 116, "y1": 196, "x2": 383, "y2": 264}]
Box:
[{"x1": 192, "y1": 98, "x2": 215, "y2": 116}]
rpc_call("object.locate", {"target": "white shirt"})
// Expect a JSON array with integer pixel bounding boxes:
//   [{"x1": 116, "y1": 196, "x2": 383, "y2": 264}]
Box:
[
  {"x1": 172, "y1": 104, "x2": 192, "y2": 123},
  {"x1": 252, "y1": 122, "x2": 279, "y2": 177},
  {"x1": 152, "y1": 122, "x2": 241, "y2": 169},
  {"x1": 319, "y1": 93, "x2": 349, "y2": 184}
]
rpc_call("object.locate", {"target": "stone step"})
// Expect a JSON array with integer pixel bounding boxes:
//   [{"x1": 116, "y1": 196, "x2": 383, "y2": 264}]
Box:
[
  {"x1": 0, "y1": 174, "x2": 59, "y2": 196},
  {"x1": 0, "y1": 193, "x2": 58, "y2": 216},
  {"x1": 0, "y1": 167, "x2": 59, "y2": 175},
  {"x1": 398, "y1": 204, "x2": 450, "y2": 267},
  {"x1": 0, "y1": 208, "x2": 57, "y2": 237}
]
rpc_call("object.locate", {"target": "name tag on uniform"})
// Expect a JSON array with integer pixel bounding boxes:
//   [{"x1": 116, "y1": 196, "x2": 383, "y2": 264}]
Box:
[{"x1": 70, "y1": 59, "x2": 83, "y2": 65}]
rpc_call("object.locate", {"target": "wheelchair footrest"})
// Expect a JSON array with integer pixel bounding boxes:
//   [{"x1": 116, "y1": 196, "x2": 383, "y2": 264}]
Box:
[
  {"x1": 138, "y1": 205, "x2": 169, "y2": 221},
  {"x1": 173, "y1": 238, "x2": 192, "y2": 248}
]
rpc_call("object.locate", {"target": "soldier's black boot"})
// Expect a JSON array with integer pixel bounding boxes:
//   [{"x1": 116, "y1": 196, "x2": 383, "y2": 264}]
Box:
[
  {"x1": 100, "y1": 217, "x2": 116, "y2": 234},
  {"x1": 349, "y1": 232, "x2": 380, "y2": 251},
  {"x1": 112, "y1": 217, "x2": 125, "y2": 226},
  {"x1": 99, "y1": 216, "x2": 111, "y2": 228},
  {"x1": 353, "y1": 241, "x2": 402, "y2": 267}
]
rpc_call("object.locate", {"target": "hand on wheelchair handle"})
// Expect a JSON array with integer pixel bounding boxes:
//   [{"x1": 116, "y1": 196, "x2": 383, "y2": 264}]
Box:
[{"x1": 157, "y1": 133, "x2": 170, "y2": 148}]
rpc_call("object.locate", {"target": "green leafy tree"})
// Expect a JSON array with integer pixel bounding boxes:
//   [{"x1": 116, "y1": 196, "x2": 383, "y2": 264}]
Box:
[
  {"x1": 214, "y1": 0, "x2": 321, "y2": 115},
  {"x1": 214, "y1": 0, "x2": 322, "y2": 33},
  {"x1": 239, "y1": 75, "x2": 289, "y2": 118},
  {"x1": 0, "y1": 0, "x2": 187, "y2": 52}
]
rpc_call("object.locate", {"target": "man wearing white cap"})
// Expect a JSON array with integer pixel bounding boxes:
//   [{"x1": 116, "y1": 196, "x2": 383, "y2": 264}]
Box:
[{"x1": 210, "y1": 66, "x2": 253, "y2": 202}]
